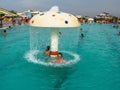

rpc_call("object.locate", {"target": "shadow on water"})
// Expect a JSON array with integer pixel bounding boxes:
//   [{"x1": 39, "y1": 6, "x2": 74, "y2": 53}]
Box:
[
  {"x1": 53, "y1": 72, "x2": 68, "y2": 90},
  {"x1": 52, "y1": 67, "x2": 75, "y2": 90},
  {"x1": 43, "y1": 65, "x2": 77, "y2": 90}
]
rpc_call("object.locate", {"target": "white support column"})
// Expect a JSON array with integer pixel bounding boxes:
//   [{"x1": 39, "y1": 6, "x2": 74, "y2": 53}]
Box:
[{"x1": 50, "y1": 28, "x2": 59, "y2": 57}]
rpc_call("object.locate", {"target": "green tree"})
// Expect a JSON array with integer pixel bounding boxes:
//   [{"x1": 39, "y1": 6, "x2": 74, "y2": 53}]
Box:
[{"x1": 9, "y1": 10, "x2": 16, "y2": 14}]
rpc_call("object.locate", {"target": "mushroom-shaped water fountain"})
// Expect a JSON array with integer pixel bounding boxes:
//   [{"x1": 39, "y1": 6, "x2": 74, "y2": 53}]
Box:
[{"x1": 29, "y1": 6, "x2": 80, "y2": 57}]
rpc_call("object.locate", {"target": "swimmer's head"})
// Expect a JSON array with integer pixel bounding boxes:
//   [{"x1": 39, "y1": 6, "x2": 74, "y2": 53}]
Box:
[
  {"x1": 58, "y1": 52, "x2": 63, "y2": 57},
  {"x1": 4, "y1": 30, "x2": 6, "y2": 32},
  {"x1": 46, "y1": 46, "x2": 50, "y2": 51}
]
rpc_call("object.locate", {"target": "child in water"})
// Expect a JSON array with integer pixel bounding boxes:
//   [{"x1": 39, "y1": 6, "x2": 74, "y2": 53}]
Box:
[
  {"x1": 3, "y1": 30, "x2": 7, "y2": 36},
  {"x1": 44, "y1": 46, "x2": 66, "y2": 63},
  {"x1": 53, "y1": 53, "x2": 66, "y2": 63},
  {"x1": 80, "y1": 33, "x2": 84, "y2": 39},
  {"x1": 44, "y1": 46, "x2": 50, "y2": 56}
]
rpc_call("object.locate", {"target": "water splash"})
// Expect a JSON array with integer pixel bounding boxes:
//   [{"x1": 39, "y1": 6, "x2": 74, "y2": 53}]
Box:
[{"x1": 24, "y1": 50, "x2": 80, "y2": 67}]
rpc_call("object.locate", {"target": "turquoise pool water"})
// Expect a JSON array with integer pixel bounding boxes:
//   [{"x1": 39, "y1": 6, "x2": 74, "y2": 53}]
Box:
[{"x1": 0, "y1": 24, "x2": 120, "y2": 90}]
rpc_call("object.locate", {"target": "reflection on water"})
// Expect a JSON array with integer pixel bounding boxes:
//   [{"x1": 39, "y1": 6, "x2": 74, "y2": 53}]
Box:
[{"x1": 43, "y1": 65, "x2": 77, "y2": 90}]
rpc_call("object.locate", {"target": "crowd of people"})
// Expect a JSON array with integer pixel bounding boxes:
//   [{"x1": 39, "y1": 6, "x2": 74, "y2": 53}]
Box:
[
  {"x1": 4, "y1": 17, "x2": 30, "y2": 26},
  {"x1": 0, "y1": 16, "x2": 31, "y2": 37}
]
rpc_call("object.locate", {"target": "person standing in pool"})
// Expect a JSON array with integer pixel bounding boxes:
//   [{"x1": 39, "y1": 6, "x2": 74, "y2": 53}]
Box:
[
  {"x1": 54, "y1": 53, "x2": 66, "y2": 63},
  {"x1": 59, "y1": 32, "x2": 62, "y2": 37},
  {"x1": 80, "y1": 33, "x2": 84, "y2": 39},
  {"x1": 44, "y1": 46, "x2": 50, "y2": 56},
  {"x1": 3, "y1": 30, "x2": 7, "y2": 36}
]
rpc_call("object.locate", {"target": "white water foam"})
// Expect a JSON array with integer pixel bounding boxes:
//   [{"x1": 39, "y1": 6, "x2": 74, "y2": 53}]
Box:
[{"x1": 24, "y1": 50, "x2": 80, "y2": 67}]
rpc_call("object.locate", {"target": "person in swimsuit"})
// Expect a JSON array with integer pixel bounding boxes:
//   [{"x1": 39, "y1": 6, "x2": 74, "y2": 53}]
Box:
[
  {"x1": 54, "y1": 53, "x2": 66, "y2": 63},
  {"x1": 44, "y1": 46, "x2": 50, "y2": 56},
  {"x1": 3, "y1": 30, "x2": 7, "y2": 36}
]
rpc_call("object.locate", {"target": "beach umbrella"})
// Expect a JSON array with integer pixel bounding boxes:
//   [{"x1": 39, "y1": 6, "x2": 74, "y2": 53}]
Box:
[
  {"x1": 88, "y1": 18, "x2": 94, "y2": 21},
  {"x1": 88, "y1": 18, "x2": 94, "y2": 23},
  {"x1": 29, "y1": 6, "x2": 80, "y2": 57}
]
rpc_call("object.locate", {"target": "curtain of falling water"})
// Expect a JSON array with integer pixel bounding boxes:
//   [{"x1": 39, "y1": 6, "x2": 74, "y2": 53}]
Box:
[
  {"x1": 29, "y1": 27, "x2": 51, "y2": 51},
  {"x1": 29, "y1": 27, "x2": 80, "y2": 53},
  {"x1": 58, "y1": 27, "x2": 80, "y2": 52}
]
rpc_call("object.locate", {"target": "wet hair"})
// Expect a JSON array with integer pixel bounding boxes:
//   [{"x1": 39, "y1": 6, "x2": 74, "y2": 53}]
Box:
[
  {"x1": 81, "y1": 33, "x2": 84, "y2": 37},
  {"x1": 4, "y1": 30, "x2": 6, "y2": 32},
  {"x1": 46, "y1": 46, "x2": 50, "y2": 51},
  {"x1": 58, "y1": 52, "x2": 63, "y2": 57},
  {"x1": 9, "y1": 26, "x2": 11, "y2": 28}
]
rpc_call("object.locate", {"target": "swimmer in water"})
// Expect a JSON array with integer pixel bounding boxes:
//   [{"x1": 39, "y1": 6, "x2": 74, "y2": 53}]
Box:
[
  {"x1": 44, "y1": 46, "x2": 50, "y2": 56},
  {"x1": 59, "y1": 32, "x2": 62, "y2": 37},
  {"x1": 3, "y1": 30, "x2": 7, "y2": 36},
  {"x1": 8, "y1": 26, "x2": 12, "y2": 29},
  {"x1": 80, "y1": 33, "x2": 84, "y2": 39},
  {"x1": 53, "y1": 53, "x2": 66, "y2": 63}
]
